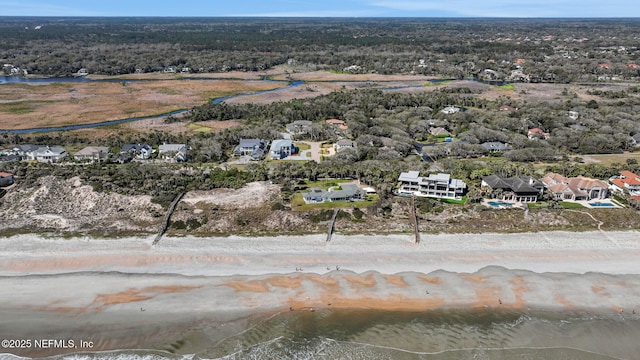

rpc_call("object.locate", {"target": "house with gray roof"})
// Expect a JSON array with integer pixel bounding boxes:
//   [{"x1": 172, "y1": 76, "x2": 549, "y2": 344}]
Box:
[
  {"x1": 397, "y1": 171, "x2": 466, "y2": 200},
  {"x1": 35, "y1": 146, "x2": 68, "y2": 163},
  {"x1": 481, "y1": 175, "x2": 544, "y2": 203},
  {"x1": 302, "y1": 183, "x2": 366, "y2": 204},
  {"x1": 334, "y1": 139, "x2": 357, "y2": 152},
  {"x1": 120, "y1": 144, "x2": 153, "y2": 160},
  {"x1": 0, "y1": 154, "x2": 19, "y2": 163},
  {"x1": 74, "y1": 146, "x2": 110, "y2": 162},
  {"x1": 9, "y1": 144, "x2": 39, "y2": 161},
  {"x1": 158, "y1": 144, "x2": 189, "y2": 162},
  {"x1": 286, "y1": 120, "x2": 313, "y2": 135},
  {"x1": 270, "y1": 139, "x2": 297, "y2": 160},
  {"x1": 633, "y1": 133, "x2": 640, "y2": 147},
  {"x1": 233, "y1": 139, "x2": 267, "y2": 160},
  {"x1": 480, "y1": 142, "x2": 512, "y2": 153}
]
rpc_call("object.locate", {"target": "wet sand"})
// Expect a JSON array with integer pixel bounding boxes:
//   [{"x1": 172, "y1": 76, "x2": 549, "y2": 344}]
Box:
[{"x1": 1, "y1": 231, "x2": 640, "y2": 356}]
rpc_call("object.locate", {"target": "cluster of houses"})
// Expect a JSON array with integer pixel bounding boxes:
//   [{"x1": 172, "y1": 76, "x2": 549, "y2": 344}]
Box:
[
  {"x1": 396, "y1": 169, "x2": 640, "y2": 205},
  {"x1": 0, "y1": 143, "x2": 190, "y2": 164}
]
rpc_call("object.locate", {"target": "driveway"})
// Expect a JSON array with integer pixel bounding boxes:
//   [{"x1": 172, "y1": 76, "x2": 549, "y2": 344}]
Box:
[{"x1": 291, "y1": 141, "x2": 322, "y2": 163}]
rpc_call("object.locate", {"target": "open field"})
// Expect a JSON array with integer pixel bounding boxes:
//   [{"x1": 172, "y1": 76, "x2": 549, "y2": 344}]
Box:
[
  {"x1": 578, "y1": 152, "x2": 640, "y2": 165},
  {"x1": 0, "y1": 78, "x2": 282, "y2": 130}
]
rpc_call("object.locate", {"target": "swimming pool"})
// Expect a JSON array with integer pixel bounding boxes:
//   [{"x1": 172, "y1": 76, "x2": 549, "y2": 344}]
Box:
[
  {"x1": 487, "y1": 201, "x2": 513, "y2": 208},
  {"x1": 589, "y1": 202, "x2": 615, "y2": 207}
]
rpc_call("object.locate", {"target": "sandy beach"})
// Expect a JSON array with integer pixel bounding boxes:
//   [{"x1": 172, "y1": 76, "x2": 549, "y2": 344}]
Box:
[{"x1": 2, "y1": 231, "x2": 640, "y2": 357}]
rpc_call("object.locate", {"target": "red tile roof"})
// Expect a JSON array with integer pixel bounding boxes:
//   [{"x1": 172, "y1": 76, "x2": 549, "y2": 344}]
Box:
[
  {"x1": 619, "y1": 171, "x2": 640, "y2": 185},
  {"x1": 0, "y1": 172, "x2": 13, "y2": 178},
  {"x1": 611, "y1": 178, "x2": 627, "y2": 189}
]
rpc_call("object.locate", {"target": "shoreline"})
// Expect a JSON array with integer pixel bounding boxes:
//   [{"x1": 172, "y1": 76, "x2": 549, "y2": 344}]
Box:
[
  {"x1": 2, "y1": 230, "x2": 640, "y2": 276},
  {"x1": 2, "y1": 230, "x2": 640, "y2": 357}
]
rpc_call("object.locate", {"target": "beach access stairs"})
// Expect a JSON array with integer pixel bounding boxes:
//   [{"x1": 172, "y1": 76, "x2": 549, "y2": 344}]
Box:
[{"x1": 152, "y1": 192, "x2": 185, "y2": 246}]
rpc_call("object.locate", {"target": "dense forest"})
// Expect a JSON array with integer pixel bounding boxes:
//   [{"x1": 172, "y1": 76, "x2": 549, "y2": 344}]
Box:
[{"x1": 2, "y1": 17, "x2": 640, "y2": 82}]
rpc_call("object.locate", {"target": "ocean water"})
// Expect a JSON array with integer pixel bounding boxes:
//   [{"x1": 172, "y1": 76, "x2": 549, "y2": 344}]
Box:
[{"x1": 3, "y1": 308, "x2": 639, "y2": 360}]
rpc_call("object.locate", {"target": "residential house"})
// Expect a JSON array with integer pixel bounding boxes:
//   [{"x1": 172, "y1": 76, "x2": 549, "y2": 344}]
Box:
[
  {"x1": 542, "y1": 173, "x2": 608, "y2": 201},
  {"x1": 632, "y1": 133, "x2": 640, "y2": 147},
  {"x1": 440, "y1": 106, "x2": 460, "y2": 115},
  {"x1": 233, "y1": 139, "x2": 267, "y2": 160},
  {"x1": 499, "y1": 105, "x2": 517, "y2": 111},
  {"x1": 74, "y1": 146, "x2": 110, "y2": 162},
  {"x1": 302, "y1": 184, "x2": 366, "y2": 204},
  {"x1": 269, "y1": 139, "x2": 297, "y2": 160},
  {"x1": 334, "y1": 139, "x2": 357, "y2": 152},
  {"x1": 114, "y1": 154, "x2": 133, "y2": 164},
  {"x1": 9, "y1": 144, "x2": 39, "y2": 161},
  {"x1": 120, "y1": 144, "x2": 153, "y2": 160},
  {"x1": 325, "y1": 119, "x2": 349, "y2": 131},
  {"x1": 158, "y1": 144, "x2": 189, "y2": 162},
  {"x1": 527, "y1": 128, "x2": 550, "y2": 140},
  {"x1": 430, "y1": 127, "x2": 450, "y2": 136},
  {"x1": 397, "y1": 171, "x2": 467, "y2": 200},
  {"x1": 481, "y1": 175, "x2": 544, "y2": 203},
  {"x1": 286, "y1": 120, "x2": 313, "y2": 135},
  {"x1": 0, "y1": 172, "x2": 14, "y2": 187},
  {"x1": 609, "y1": 171, "x2": 640, "y2": 200},
  {"x1": 0, "y1": 154, "x2": 19, "y2": 162},
  {"x1": 35, "y1": 146, "x2": 68, "y2": 163},
  {"x1": 481, "y1": 142, "x2": 512, "y2": 153}
]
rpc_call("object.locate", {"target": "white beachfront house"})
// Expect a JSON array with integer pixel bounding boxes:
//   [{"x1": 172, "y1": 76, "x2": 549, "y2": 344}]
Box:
[
  {"x1": 35, "y1": 146, "x2": 68, "y2": 163},
  {"x1": 397, "y1": 171, "x2": 467, "y2": 200}
]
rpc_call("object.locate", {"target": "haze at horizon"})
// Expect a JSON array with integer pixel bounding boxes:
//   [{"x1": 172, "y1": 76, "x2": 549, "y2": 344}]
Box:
[{"x1": 0, "y1": 0, "x2": 637, "y2": 18}]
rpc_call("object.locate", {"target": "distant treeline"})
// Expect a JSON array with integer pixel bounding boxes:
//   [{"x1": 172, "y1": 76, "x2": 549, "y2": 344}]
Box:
[{"x1": 2, "y1": 17, "x2": 640, "y2": 81}]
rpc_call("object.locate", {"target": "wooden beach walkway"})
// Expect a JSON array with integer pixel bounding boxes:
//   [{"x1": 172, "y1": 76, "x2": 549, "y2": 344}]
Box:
[
  {"x1": 326, "y1": 208, "x2": 339, "y2": 243},
  {"x1": 152, "y1": 192, "x2": 185, "y2": 246}
]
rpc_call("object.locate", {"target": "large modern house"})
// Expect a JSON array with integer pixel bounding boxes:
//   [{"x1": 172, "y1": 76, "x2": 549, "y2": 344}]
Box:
[
  {"x1": 397, "y1": 171, "x2": 467, "y2": 200},
  {"x1": 302, "y1": 184, "x2": 366, "y2": 203},
  {"x1": 233, "y1": 139, "x2": 267, "y2": 160},
  {"x1": 270, "y1": 139, "x2": 297, "y2": 160},
  {"x1": 542, "y1": 173, "x2": 608, "y2": 201},
  {"x1": 74, "y1": 146, "x2": 110, "y2": 162},
  {"x1": 35, "y1": 146, "x2": 68, "y2": 163},
  {"x1": 481, "y1": 175, "x2": 544, "y2": 203}
]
